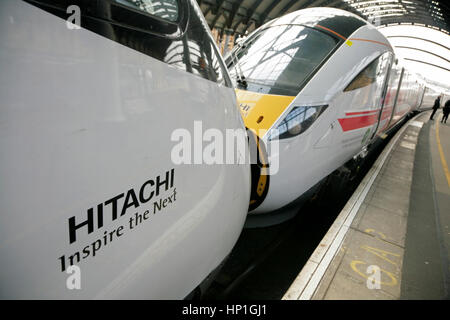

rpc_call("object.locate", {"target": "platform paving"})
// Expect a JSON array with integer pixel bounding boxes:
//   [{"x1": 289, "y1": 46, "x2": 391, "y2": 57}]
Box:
[{"x1": 283, "y1": 110, "x2": 450, "y2": 300}]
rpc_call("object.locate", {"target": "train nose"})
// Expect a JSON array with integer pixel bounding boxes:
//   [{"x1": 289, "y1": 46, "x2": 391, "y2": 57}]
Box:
[{"x1": 247, "y1": 129, "x2": 270, "y2": 212}]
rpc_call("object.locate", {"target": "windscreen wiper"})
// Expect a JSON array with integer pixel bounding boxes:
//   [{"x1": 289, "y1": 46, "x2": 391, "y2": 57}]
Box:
[{"x1": 230, "y1": 46, "x2": 248, "y2": 89}]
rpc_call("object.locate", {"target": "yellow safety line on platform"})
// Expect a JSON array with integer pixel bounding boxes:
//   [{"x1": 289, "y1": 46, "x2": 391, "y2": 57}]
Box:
[{"x1": 435, "y1": 116, "x2": 450, "y2": 188}]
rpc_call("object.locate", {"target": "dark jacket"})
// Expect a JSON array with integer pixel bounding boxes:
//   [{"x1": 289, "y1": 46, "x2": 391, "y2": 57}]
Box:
[
  {"x1": 444, "y1": 100, "x2": 450, "y2": 115},
  {"x1": 433, "y1": 97, "x2": 441, "y2": 110}
]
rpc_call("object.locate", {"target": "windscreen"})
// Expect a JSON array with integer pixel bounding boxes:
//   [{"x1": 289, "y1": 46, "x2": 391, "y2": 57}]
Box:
[{"x1": 227, "y1": 24, "x2": 339, "y2": 96}]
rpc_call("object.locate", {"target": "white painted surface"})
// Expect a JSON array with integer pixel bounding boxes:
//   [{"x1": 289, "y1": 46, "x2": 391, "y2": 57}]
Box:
[{"x1": 0, "y1": 0, "x2": 250, "y2": 299}]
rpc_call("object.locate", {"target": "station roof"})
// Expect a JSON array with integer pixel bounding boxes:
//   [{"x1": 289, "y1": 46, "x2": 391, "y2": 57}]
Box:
[
  {"x1": 197, "y1": 0, "x2": 449, "y2": 36},
  {"x1": 197, "y1": 0, "x2": 450, "y2": 88}
]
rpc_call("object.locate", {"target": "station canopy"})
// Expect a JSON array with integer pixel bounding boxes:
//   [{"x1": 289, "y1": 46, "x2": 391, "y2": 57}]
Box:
[{"x1": 197, "y1": 0, "x2": 450, "y2": 88}]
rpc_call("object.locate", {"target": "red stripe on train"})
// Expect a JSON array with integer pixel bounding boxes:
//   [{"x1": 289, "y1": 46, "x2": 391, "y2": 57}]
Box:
[
  {"x1": 345, "y1": 109, "x2": 380, "y2": 116},
  {"x1": 338, "y1": 113, "x2": 379, "y2": 131}
]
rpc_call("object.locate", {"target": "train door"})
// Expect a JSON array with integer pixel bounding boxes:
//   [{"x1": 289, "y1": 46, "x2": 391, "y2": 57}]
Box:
[
  {"x1": 339, "y1": 51, "x2": 394, "y2": 153},
  {"x1": 372, "y1": 52, "x2": 394, "y2": 138},
  {"x1": 417, "y1": 85, "x2": 426, "y2": 110},
  {"x1": 387, "y1": 68, "x2": 407, "y2": 127}
]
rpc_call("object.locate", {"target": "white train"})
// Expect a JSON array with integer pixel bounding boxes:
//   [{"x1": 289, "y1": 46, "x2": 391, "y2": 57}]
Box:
[
  {"x1": 0, "y1": 0, "x2": 250, "y2": 298},
  {"x1": 420, "y1": 85, "x2": 444, "y2": 110},
  {"x1": 227, "y1": 7, "x2": 435, "y2": 214}
]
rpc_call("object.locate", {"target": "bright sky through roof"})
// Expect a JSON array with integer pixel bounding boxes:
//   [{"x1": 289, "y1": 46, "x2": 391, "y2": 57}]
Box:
[{"x1": 378, "y1": 25, "x2": 450, "y2": 90}]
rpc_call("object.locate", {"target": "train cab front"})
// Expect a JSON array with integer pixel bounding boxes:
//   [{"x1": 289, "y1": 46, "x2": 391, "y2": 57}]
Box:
[
  {"x1": 226, "y1": 13, "x2": 343, "y2": 215},
  {"x1": 237, "y1": 88, "x2": 329, "y2": 216},
  {"x1": 239, "y1": 90, "x2": 296, "y2": 213}
]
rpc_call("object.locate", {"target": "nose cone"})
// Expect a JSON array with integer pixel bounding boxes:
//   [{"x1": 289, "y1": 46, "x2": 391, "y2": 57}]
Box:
[
  {"x1": 236, "y1": 89, "x2": 296, "y2": 212},
  {"x1": 236, "y1": 89, "x2": 295, "y2": 138}
]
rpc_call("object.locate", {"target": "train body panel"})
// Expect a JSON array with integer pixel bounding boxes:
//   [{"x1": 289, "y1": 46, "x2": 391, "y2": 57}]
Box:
[
  {"x1": 248, "y1": 24, "x2": 395, "y2": 213},
  {"x1": 0, "y1": 0, "x2": 250, "y2": 298},
  {"x1": 420, "y1": 85, "x2": 442, "y2": 110},
  {"x1": 394, "y1": 70, "x2": 420, "y2": 118},
  {"x1": 229, "y1": 7, "x2": 429, "y2": 214}
]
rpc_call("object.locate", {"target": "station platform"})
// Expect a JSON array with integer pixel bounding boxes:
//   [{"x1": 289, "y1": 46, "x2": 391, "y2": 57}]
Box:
[{"x1": 283, "y1": 110, "x2": 450, "y2": 300}]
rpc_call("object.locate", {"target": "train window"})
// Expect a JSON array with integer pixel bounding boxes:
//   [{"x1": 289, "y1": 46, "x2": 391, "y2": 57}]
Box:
[
  {"x1": 343, "y1": 52, "x2": 392, "y2": 92},
  {"x1": 344, "y1": 58, "x2": 379, "y2": 92},
  {"x1": 115, "y1": 0, "x2": 179, "y2": 22},
  {"x1": 227, "y1": 25, "x2": 339, "y2": 96}
]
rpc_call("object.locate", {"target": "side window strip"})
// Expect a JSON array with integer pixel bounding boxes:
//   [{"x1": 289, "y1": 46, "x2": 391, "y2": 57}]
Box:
[
  {"x1": 114, "y1": 0, "x2": 179, "y2": 23},
  {"x1": 344, "y1": 56, "x2": 380, "y2": 92}
]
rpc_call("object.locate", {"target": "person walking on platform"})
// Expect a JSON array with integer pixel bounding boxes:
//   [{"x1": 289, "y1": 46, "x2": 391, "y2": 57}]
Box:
[
  {"x1": 430, "y1": 96, "x2": 441, "y2": 120},
  {"x1": 442, "y1": 100, "x2": 450, "y2": 124}
]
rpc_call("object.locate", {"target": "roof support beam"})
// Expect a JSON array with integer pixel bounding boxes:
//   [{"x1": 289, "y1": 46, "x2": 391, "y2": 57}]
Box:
[
  {"x1": 206, "y1": 0, "x2": 226, "y2": 17},
  {"x1": 226, "y1": 1, "x2": 243, "y2": 29},
  {"x1": 379, "y1": 15, "x2": 448, "y2": 30},
  {"x1": 255, "y1": 0, "x2": 283, "y2": 28},
  {"x1": 387, "y1": 35, "x2": 450, "y2": 51},
  {"x1": 240, "y1": 0, "x2": 266, "y2": 34},
  {"x1": 404, "y1": 58, "x2": 450, "y2": 72},
  {"x1": 277, "y1": 0, "x2": 309, "y2": 18},
  {"x1": 394, "y1": 46, "x2": 450, "y2": 64},
  {"x1": 210, "y1": 0, "x2": 228, "y2": 28},
  {"x1": 307, "y1": 0, "x2": 332, "y2": 8},
  {"x1": 197, "y1": 0, "x2": 449, "y2": 37}
]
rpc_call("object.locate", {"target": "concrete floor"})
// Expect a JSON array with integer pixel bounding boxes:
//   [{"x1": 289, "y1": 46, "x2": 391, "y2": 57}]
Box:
[{"x1": 284, "y1": 110, "x2": 450, "y2": 300}]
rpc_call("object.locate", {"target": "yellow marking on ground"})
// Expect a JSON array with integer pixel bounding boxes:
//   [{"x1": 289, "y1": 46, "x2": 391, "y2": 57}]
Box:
[
  {"x1": 236, "y1": 89, "x2": 295, "y2": 138},
  {"x1": 364, "y1": 228, "x2": 387, "y2": 240},
  {"x1": 435, "y1": 116, "x2": 450, "y2": 188},
  {"x1": 350, "y1": 260, "x2": 398, "y2": 286},
  {"x1": 361, "y1": 245, "x2": 400, "y2": 267},
  {"x1": 346, "y1": 40, "x2": 353, "y2": 46}
]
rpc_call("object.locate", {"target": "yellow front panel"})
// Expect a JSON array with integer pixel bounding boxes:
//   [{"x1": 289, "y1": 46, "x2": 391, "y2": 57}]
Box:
[{"x1": 236, "y1": 89, "x2": 295, "y2": 138}]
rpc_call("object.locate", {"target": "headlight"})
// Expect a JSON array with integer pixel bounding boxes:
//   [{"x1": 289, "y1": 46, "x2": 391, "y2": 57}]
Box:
[{"x1": 269, "y1": 105, "x2": 328, "y2": 140}]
